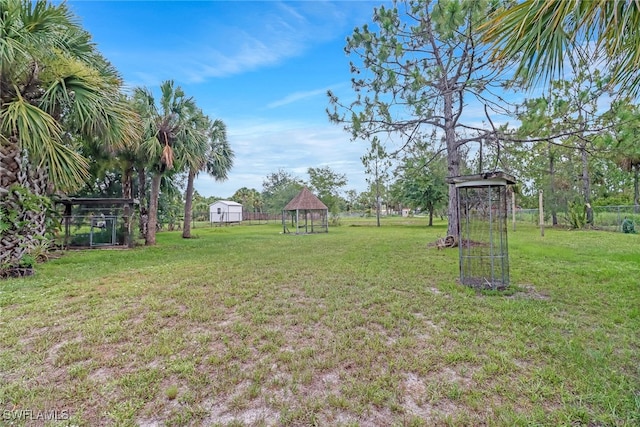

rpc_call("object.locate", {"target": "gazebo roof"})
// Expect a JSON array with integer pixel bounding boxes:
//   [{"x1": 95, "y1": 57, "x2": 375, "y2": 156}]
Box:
[{"x1": 284, "y1": 187, "x2": 328, "y2": 211}]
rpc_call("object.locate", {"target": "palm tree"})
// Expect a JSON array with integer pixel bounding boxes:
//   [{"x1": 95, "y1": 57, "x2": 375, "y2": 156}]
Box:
[
  {"x1": 180, "y1": 109, "x2": 212, "y2": 238},
  {"x1": 182, "y1": 119, "x2": 234, "y2": 238},
  {"x1": 0, "y1": 0, "x2": 137, "y2": 268},
  {"x1": 481, "y1": 0, "x2": 640, "y2": 97},
  {"x1": 133, "y1": 81, "x2": 198, "y2": 245}
]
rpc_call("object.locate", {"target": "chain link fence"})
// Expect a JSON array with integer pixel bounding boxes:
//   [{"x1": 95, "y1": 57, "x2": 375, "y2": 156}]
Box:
[{"x1": 514, "y1": 205, "x2": 640, "y2": 232}]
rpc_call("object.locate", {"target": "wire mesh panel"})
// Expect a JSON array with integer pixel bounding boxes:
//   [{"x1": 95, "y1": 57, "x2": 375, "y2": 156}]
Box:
[
  {"x1": 450, "y1": 172, "x2": 515, "y2": 290},
  {"x1": 55, "y1": 198, "x2": 137, "y2": 249},
  {"x1": 458, "y1": 185, "x2": 509, "y2": 289}
]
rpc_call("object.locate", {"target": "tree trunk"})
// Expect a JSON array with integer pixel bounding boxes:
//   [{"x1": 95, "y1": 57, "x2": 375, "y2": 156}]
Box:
[
  {"x1": 375, "y1": 176, "x2": 381, "y2": 227},
  {"x1": 444, "y1": 91, "x2": 460, "y2": 237},
  {"x1": 0, "y1": 141, "x2": 26, "y2": 266},
  {"x1": 0, "y1": 140, "x2": 48, "y2": 267},
  {"x1": 122, "y1": 163, "x2": 133, "y2": 246},
  {"x1": 581, "y1": 144, "x2": 593, "y2": 224},
  {"x1": 633, "y1": 164, "x2": 639, "y2": 213},
  {"x1": 581, "y1": 145, "x2": 591, "y2": 203},
  {"x1": 0, "y1": 139, "x2": 21, "y2": 198},
  {"x1": 146, "y1": 172, "x2": 161, "y2": 245},
  {"x1": 182, "y1": 168, "x2": 196, "y2": 238},
  {"x1": 137, "y1": 163, "x2": 147, "y2": 237},
  {"x1": 428, "y1": 205, "x2": 434, "y2": 226},
  {"x1": 548, "y1": 143, "x2": 558, "y2": 226}
]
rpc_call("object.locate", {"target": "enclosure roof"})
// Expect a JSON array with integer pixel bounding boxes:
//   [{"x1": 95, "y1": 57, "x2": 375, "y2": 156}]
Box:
[
  {"x1": 54, "y1": 197, "x2": 137, "y2": 206},
  {"x1": 446, "y1": 171, "x2": 516, "y2": 187},
  {"x1": 209, "y1": 200, "x2": 242, "y2": 207},
  {"x1": 284, "y1": 187, "x2": 328, "y2": 211}
]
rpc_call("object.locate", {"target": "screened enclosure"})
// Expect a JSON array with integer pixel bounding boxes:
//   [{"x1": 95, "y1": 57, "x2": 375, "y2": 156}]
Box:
[
  {"x1": 55, "y1": 198, "x2": 137, "y2": 249},
  {"x1": 449, "y1": 172, "x2": 515, "y2": 290}
]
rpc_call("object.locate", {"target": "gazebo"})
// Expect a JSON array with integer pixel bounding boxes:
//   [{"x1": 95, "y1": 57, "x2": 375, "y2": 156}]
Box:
[{"x1": 282, "y1": 187, "x2": 328, "y2": 234}]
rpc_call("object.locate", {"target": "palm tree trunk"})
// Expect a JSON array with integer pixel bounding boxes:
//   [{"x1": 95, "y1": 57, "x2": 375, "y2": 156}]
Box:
[
  {"x1": 137, "y1": 163, "x2": 147, "y2": 237},
  {"x1": 0, "y1": 141, "x2": 48, "y2": 267},
  {"x1": 146, "y1": 172, "x2": 161, "y2": 245},
  {"x1": 122, "y1": 163, "x2": 133, "y2": 246},
  {"x1": 182, "y1": 168, "x2": 196, "y2": 238},
  {"x1": 0, "y1": 139, "x2": 21, "y2": 198},
  {"x1": 0, "y1": 141, "x2": 25, "y2": 266}
]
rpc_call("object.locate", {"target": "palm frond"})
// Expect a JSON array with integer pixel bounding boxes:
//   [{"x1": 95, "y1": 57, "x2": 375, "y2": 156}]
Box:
[
  {"x1": 206, "y1": 120, "x2": 234, "y2": 181},
  {"x1": 0, "y1": 94, "x2": 89, "y2": 190},
  {"x1": 482, "y1": 0, "x2": 640, "y2": 97}
]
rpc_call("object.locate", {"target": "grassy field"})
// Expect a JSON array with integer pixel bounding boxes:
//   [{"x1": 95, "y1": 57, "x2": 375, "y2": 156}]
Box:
[{"x1": 0, "y1": 217, "x2": 638, "y2": 426}]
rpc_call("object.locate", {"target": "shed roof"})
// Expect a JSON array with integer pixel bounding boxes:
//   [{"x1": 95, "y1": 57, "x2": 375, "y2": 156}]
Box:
[
  {"x1": 284, "y1": 187, "x2": 328, "y2": 211},
  {"x1": 210, "y1": 200, "x2": 242, "y2": 207}
]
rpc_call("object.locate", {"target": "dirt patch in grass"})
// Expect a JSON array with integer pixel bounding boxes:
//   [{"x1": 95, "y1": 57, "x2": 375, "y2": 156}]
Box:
[{"x1": 509, "y1": 284, "x2": 551, "y2": 300}]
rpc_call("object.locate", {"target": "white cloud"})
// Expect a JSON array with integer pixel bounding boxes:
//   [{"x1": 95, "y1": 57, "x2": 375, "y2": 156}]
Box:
[
  {"x1": 267, "y1": 88, "x2": 329, "y2": 108},
  {"x1": 124, "y1": 1, "x2": 364, "y2": 86},
  {"x1": 194, "y1": 118, "x2": 369, "y2": 198}
]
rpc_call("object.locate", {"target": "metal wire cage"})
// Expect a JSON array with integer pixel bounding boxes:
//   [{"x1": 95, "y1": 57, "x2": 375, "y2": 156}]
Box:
[{"x1": 449, "y1": 172, "x2": 516, "y2": 290}]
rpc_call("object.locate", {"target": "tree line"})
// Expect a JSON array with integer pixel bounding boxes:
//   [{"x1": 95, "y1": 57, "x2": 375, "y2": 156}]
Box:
[{"x1": 328, "y1": 0, "x2": 640, "y2": 236}]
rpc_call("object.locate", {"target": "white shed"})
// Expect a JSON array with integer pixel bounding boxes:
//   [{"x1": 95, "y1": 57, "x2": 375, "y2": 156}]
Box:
[{"x1": 209, "y1": 200, "x2": 243, "y2": 224}]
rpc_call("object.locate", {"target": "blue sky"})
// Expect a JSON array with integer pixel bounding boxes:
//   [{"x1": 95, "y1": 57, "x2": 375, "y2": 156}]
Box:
[{"x1": 65, "y1": 0, "x2": 386, "y2": 199}]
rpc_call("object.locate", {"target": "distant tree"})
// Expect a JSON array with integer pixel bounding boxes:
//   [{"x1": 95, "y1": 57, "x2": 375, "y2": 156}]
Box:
[
  {"x1": 515, "y1": 68, "x2": 610, "y2": 226},
  {"x1": 600, "y1": 101, "x2": 640, "y2": 210},
  {"x1": 361, "y1": 137, "x2": 392, "y2": 227},
  {"x1": 191, "y1": 191, "x2": 210, "y2": 222},
  {"x1": 157, "y1": 174, "x2": 185, "y2": 231},
  {"x1": 75, "y1": 140, "x2": 125, "y2": 199},
  {"x1": 396, "y1": 152, "x2": 448, "y2": 226},
  {"x1": 262, "y1": 169, "x2": 304, "y2": 214},
  {"x1": 232, "y1": 187, "x2": 251, "y2": 205},
  {"x1": 307, "y1": 166, "x2": 348, "y2": 212},
  {"x1": 328, "y1": 0, "x2": 511, "y2": 237},
  {"x1": 344, "y1": 189, "x2": 361, "y2": 213},
  {"x1": 231, "y1": 187, "x2": 263, "y2": 214}
]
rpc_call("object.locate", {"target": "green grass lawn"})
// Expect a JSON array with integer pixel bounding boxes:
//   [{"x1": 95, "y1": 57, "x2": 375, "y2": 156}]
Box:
[{"x1": 1, "y1": 218, "x2": 638, "y2": 426}]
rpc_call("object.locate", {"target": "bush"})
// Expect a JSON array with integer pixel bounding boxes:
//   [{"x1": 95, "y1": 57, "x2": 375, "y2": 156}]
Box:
[
  {"x1": 567, "y1": 200, "x2": 586, "y2": 229},
  {"x1": 622, "y1": 218, "x2": 637, "y2": 234}
]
